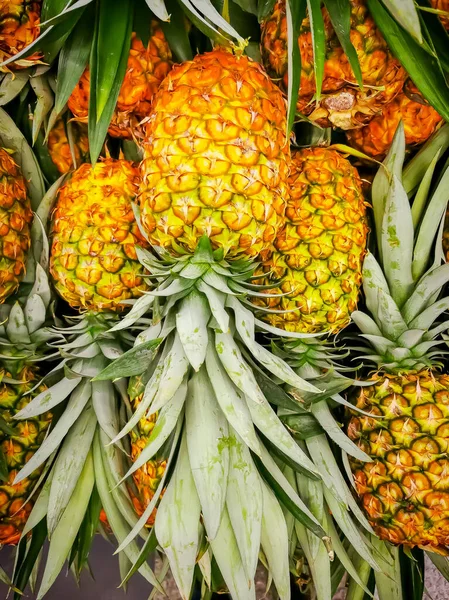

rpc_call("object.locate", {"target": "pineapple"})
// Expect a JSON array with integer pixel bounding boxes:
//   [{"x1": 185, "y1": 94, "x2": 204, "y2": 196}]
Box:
[
  {"x1": 12, "y1": 160, "x2": 156, "y2": 592},
  {"x1": 255, "y1": 147, "x2": 367, "y2": 334},
  {"x1": 260, "y1": 0, "x2": 407, "y2": 130},
  {"x1": 47, "y1": 118, "x2": 89, "y2": 174},
  {"x1": 96, "y1": 48, "x2": 330, "y2": 600},
  {"x1": 431, "y1": 0, "x2": 449, "y2": 30},
  {"x1": 346, "y1": 82, "x2": 443, "y2": 160},
  {"x1": 0, "y1": 254, "x2": 56, "y2": 546},
  {"x1": 139, "y1": 48, "x2": 289, "y2": 259},
  {"x1": 0, "y1": 148, "x2": 32, "y2": 304},
  {"x1": 127, "y1": 374, "x2": 166, "y2": 527},
  {"x1": 346, "y1": 126, "x2": 449, "y2": 552},
  {"x1": 0, "y1": 0, "x2": 41, "y2": 69},
  {"x1": 50, "y1": 159, "x2": 150, "y2": 311},
  {"x1": 68, "y1": 23, "x2": 172, "y2": 140},
  {"x1": 0, "y1": 367, "x2": 51, "y2": 544}
]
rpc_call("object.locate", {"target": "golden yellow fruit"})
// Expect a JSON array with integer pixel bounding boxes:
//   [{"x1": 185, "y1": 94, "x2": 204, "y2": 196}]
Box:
[{"x1": 139, "y1": 48, "x2": 289, "y2": 260}]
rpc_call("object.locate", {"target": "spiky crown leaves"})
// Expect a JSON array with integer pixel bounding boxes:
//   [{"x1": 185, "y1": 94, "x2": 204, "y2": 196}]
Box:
[{"x1": 351, "y1": 123, "x2": 449, "y2": 372}]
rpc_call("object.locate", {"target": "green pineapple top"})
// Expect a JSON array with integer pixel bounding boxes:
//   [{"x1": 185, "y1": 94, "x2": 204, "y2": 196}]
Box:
[{"x1": 352, "y1": 123, "x2": 449, "y2": 373}]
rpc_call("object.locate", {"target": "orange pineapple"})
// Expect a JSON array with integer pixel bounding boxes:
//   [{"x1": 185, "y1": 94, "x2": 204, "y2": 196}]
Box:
[
  {"x1": 346, "y1": 83, "x2": 443, "y2": 160},
  {"x1": 47, "y1": 118, "x2": 89, "y2": 174},
  {"x1": 0, "y1": 0, "x2": 42, "y2": 69},
  {"x1": 260, "y1": 0, "x2": 406, "y2": 130},
  {"x1": 68, "y1": 24, "x2": 172, "y2": 140}
]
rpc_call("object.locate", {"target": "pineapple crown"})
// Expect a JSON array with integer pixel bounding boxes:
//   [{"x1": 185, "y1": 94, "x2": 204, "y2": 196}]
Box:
[{"x1": 351, "y1": 123, "x2": 449, "y2": 373}]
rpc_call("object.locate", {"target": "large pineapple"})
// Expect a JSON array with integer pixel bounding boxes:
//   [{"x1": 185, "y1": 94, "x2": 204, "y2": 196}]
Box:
[
  {"x1": 0, "y1": 0, "x2": 41, "y2": 69},
  {"x1": 260, "y1": 0, "x2": 406, "y2": 130},
  {"x1": 139, "y1": 48, "x2": 288, "y2": 258},
  {"x1": 95, "y1": 48, "x2": 329, "y2": 600},
  {"x1": 346, "y1": 83, "x2": 443, "y2": 160},
  {"x1": 0, "y1": 366, "x2": 51, "y2": 544},
  {"x1": 47, "y1": 118, "x2": 89, "y2": 174},
  {"x1": 0, "y1": 148, "x2": 32, "y2": 304},
  {"x1": 50, "y1": 159, "x2": 150, "y2": 311},
  {"x1": 346, "y1": 127, "x2": 449, "y2": 552},
  {"x1": 68, "y1": 24, "x2": 172, "y2": 140},
  {"x1": 255, "y1": 147, "x2": 367, "y2": 334}
]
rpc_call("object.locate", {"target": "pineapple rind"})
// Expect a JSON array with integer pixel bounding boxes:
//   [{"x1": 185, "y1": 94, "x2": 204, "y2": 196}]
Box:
[
  {"x1": 139, "y1": 49, "x2": 289, "y2": 260},
  {"x1": 260, "y1": 0, "x2": 407, "y2": 130},
  {"x1": 50, "y1": 159, "x2": 150, "y2": 312}
]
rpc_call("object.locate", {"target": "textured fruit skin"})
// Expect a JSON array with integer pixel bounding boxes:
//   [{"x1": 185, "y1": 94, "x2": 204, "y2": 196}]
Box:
[
  {"x1": 260, "y1": 0, "x2": 406, "y2": 130},
  {"x1": 68, "y1": 25, "x2": 172, "y2": 140},
  {"x1": 130, "y1": 405, "x2": 165, "y2": 526},
  {"x1": 432, "y1": 0, "x2": 449, "y2": 30},
  {"x1": 0, "y1": 367, "x2": 51, "y2": 545},
  {"x1": 347, "y1": 371, "x2": 449, "y2": 552},
  {"x1": 0, "y1": 148, "x2": 32, "y2": 303},
  {"x1": 50, "y1": 159, "x2": 150, "y2": 312},
  {"x1": 140, "y1": 49, "x2": 289, "y2": 260},
  {"x1": 47, "y1": 118, "x2": 89, "y2": 175},
  {"x1": 256, "y1": 148, "x2": 367, "y2": 333},
  {"x1": 0, "y1": 0, "x2": 41, "y2": 69},
  {"x1": 346, "y1": 84, "x2": 443, "y2": 160}
]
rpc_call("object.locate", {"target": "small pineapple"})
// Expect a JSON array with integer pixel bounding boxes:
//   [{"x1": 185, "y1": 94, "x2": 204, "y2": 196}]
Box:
[
  {"x1": 50, "y1": 159, "x2": 150, "y2": 312},
  {"x1": 0, "y1": 0, "x2": 41, "y2": 69},
  {"x1": 0, "y1": 148, "x2": 32, "y2": 303},
  {"x1": 68, "y1": 24, "x2": 172, "y2": 140},
  {"x1": 47, "y1": 118, "x2": 89, "y2": 174},
  {"x1": 0, "y1": 366, "x2": 51, "y2": 544},
  {"x1": 139, "y1": 48, "x2": 289, "y2": 259},
  {"x1": 346, "y1": 83, "x2": 443, "y2": 160},
  {"x1": 255, "y1": 147, "x2": 367, "y2": 334},
  {"x1": 260, "y1": 0, "x2": 406, "y2": 130}
]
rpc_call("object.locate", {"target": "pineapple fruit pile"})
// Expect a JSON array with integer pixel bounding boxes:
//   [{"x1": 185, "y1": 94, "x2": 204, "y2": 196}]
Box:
[{"x1": 0, "y1": 0, "x2": 449, "y2": 599}]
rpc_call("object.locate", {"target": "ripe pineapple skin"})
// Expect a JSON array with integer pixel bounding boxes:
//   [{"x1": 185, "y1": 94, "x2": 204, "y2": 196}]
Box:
[
  {"x1": 0, "y1": 148, "x2": 32, "y2": 304},
  {"x1": 347, "y1": 371, "x2": 449, "y2": 551},
  {"x1": 47, "y1": 118, "x2": 89, "y2": 174},
  {"x1": 257, "y1": 148, "x2": 367, "y2": 334},
  {"x1": 50, "y1": 159, "x2": 150, "y2": 312},
  {"x1": 0, "y1": 366, "x2": 51, "y2": 545},
  {"x1": 260, "y1": 0, "x2": 406, "y2": 130},
  {"x1": 0, "y1": 0, "x2": 41, "y2": 69},
  {"x1": 346, "y1": 84, "x2": 443, "y2": 160},
  {"x1": 68, "y1": 25, "x2": 172, "y2": 140},
  {"x1": 128, "y1": 376, "x2": 165, "y2": 526},
  {"x1": 139, "y1": 49, "x2": 289, "y2": 260}
]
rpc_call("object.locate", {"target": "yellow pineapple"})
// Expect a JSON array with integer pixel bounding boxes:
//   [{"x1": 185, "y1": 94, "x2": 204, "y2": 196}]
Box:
[
  {"x1": 346, "y1": 127, "x2": 449, "y2": 553},
  {"x1": 47, "y1": 118, "x2": 89, "y2": 174},
  {"x1": 0, "y1": 0, "x2": 41, "y2": 69},
  {"x1": 260, "y1": 0, "x2": 406, "y2": 130},
  {"x1": 348, "y1": 371, "x2": 449, "y2": 551},
  {"x1": 255, "y1": 147, "x2": 367, "y2": 334},
  {"x1": 0, "y1": 148, "x2": 32, "y2": 303},
  {"x1": 346, "y1": 82, "x2": 443, "y2": 160},
  {"x1": 68, "y1": 24, "x2": 172, "y2": 140},
  {"x1": 139, "y1": 48, "x2": 289, "y2": 259},
  {"x1": 95, "y1": 48, "x2": 329, "y2": 600},
  {"x1": 50, "y1": 159, "x2": 150, "y2": 312},
  {"x1": 0, "y1": 366, "x2": 51, "y2": 544}
]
